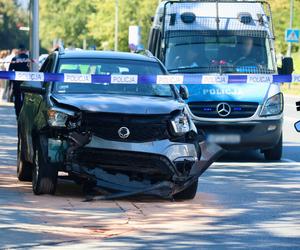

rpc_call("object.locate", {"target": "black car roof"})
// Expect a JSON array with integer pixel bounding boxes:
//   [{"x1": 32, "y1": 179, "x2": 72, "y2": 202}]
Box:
[{"x1": 58, "y1": 50, "x2": 158, "y2": 62}]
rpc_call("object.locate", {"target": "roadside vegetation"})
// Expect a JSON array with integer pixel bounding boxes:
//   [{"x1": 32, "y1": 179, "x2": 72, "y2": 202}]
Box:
[{"x1": 0, "y1": 0, "x2": 29, "y2": 49}]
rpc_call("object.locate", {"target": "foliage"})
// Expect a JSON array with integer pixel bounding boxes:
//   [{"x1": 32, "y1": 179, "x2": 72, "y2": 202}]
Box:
[
  {"x1": 39, "y1": 0, "x2": 95, "y2": 50},
  {"x1": 39, "y1": 0, "x2": 158, "y2": 51},
  {"x1": 270, "y1": 0, "x2": 300, "y2": 54},
  {"x1": 39, "y1": 0, "x2": 156, "y2": 51},
  {"x1": 1, "y1": 0, "x2": 296, "y2": 55},
  {"x1": 0, "y1": 0, "x2": 29, "y2": 49}
]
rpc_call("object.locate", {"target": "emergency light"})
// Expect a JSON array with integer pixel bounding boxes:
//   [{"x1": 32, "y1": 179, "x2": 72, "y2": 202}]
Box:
[
  {"x1": 181, "y1": 12, "x2": 196, "y2": 24},
  {"x1": 238, "y1": 13, "x2": 253, "y2": 24}
]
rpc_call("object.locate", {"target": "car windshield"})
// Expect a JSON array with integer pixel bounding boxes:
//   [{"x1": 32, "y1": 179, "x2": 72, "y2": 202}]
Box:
[
  {"x1": 54, "y1": 58, "x2": 174, "y2": 97},
  {"x1": 165, "y1": 30, "x2": 276, "y2": 74}
]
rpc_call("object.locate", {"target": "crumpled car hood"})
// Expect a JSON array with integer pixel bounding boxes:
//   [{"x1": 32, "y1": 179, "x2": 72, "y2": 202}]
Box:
[{"x1": 51, "y1": 93, "x2": 185, "y2": 114}]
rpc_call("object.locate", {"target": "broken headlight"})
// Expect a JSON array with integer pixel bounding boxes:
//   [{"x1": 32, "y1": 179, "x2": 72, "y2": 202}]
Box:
[
  {"x1": 170, "y1": 112, "x2": 191, "y2": 136},
  {"x1": 48, "y1": 108, "x2": 75, "y2": 128}
]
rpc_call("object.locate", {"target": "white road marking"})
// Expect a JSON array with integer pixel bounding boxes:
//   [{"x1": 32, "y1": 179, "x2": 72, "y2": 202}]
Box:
[{"x1": 213, "y1": 161, "x2": 300, "y2": 166}]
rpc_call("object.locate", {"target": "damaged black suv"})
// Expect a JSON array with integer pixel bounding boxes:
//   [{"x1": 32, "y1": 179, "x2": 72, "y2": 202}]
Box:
[{"x1": 17, "y1": 50, "x2": 220, "y2": 200}]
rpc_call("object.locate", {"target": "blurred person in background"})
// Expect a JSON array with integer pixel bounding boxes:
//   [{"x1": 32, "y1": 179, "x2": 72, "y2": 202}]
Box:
[
  {"x1": 0, "y1": 50, "x2": 9, "y2": 68},
  {"x1": 4, "y1": 49, "x2": 18, "y2": 71},
  {"x1": 0, "y1": 50, "x2": 9, "y2": 100},
  {"x1": 2, "y1": 49, "x2": 18, "y2": 101},
  {"x1": 9, "y1": 45, "x2": 29, "y2": 119}
]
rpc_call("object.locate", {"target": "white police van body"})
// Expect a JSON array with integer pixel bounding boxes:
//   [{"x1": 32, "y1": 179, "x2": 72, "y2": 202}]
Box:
[{"x1": 148, "y1": 0, "x2": 294, "y2": 160}]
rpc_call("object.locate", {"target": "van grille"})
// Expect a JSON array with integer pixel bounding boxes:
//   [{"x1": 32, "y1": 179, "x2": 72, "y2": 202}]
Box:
[{"x1": 188, "y1": 101, "x2": 259, "y2": 119}]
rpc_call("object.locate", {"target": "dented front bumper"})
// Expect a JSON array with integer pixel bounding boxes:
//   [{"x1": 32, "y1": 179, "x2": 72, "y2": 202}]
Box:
[{"x1": 48, "y1": 134, "x2": 223, "y2": 199}]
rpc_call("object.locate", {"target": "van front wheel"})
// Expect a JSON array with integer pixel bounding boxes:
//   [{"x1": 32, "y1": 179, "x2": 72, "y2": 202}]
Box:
[{"x1": 264, "y1": 134, "x2": 282, "y2": 161}]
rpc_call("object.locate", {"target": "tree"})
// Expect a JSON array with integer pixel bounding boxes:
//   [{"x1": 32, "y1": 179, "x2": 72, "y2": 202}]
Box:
[
  {"x1": 270, "y1": 0, "x2": 300, "y2": 53},
  {"x1": 0, "y1": 0, "x2": 29, "y2": 49},
  {"x1": 39, "y1": 0, "x2": 95, "y2": 50},
  {"x1": 87, "y1": 0, "x2": 158, "y2": 51}
]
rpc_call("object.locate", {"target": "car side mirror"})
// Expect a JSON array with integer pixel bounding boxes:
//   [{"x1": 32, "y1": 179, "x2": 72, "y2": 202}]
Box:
[
  {"x1": 278, "y1": 57, "x2": 294, "y2": 75},
  {"x1": 179, "y1": 85, "x2": 189, "y2": 100},
  {"x1": 295, "y1": 121, "x2": 300, "y2": 132},
  {"x1": 20, "y1": 81, "x2": 46, "y2": 95}
]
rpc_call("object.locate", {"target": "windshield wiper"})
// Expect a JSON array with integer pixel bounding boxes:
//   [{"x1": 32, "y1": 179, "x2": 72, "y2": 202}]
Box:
[
  {"x1": 150, "y1": 95, "x2": 172, "y2": 98},
  {"x1": 168, "y1": 66, "x2": 207, "y2": 73},
  {"x1": 168, "y1": 66, "x2": 237, "y2": 74}
]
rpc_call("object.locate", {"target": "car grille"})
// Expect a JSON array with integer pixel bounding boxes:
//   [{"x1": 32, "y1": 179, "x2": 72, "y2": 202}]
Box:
[
  {"x1": 188, "y1": 101, "x2": 259, "y2": 119},
  {"x1": 82, "y1": 112, "x2": 171, "y2": 142}
]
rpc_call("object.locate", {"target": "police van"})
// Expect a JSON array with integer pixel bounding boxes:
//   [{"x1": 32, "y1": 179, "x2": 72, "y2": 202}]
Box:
[{"x1": 148, "y1": 0, "x2": 294, "y2": 160}]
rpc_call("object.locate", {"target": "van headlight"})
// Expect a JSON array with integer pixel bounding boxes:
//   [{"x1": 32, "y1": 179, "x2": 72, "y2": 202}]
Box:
[
  {"x1": 48, "y1": 109, "x2": 72, "y2": 127},
  {"x1": 170, "y1": 112, "x2": 191, "y2": 136},
  {"x1": 260, "y1": 93, "x2": 283, "y2": 117}
]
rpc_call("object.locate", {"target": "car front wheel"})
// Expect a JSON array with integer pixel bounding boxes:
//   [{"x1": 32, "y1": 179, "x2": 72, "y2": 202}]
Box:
[
  {"x1": 173, "y1": 180, "x2": 198, "y2": 200},
  {"x1": 32, "y1": 136, "x2": 58, "y2": 195}
]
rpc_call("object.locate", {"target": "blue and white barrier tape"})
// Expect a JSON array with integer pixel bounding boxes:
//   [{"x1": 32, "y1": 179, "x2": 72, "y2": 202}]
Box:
[{"x1": 1, "y1": 71, "x2": 300, "y2": 84}]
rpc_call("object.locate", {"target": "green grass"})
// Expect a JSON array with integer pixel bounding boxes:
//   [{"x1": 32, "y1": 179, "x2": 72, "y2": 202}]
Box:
[
  {"x1": 281, "y1": 83, "x2": 300, "y2": 96},
  {"x1": 293, "y1": 52, "x2": 300, "y2": 74}
]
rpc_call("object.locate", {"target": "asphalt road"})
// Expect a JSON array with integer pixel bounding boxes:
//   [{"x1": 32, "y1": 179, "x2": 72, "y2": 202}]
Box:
[{"x1": 0, "y1": 95, "x2": 299, "y2": 249}]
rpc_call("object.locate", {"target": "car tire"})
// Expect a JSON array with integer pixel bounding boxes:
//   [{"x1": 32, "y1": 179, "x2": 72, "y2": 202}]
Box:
[
  {"x1": 264, "y1": 134, "x2": 282, "y2": 161},
  {"x1": 173, "y1": 180, "x2": 198, "y2": 200},
  {"x1": 32, "y1": 136, "x2": 58, "y2": 195},
  {"x1": 17, "y1": 137, "x2": 33, "y2": 182}
]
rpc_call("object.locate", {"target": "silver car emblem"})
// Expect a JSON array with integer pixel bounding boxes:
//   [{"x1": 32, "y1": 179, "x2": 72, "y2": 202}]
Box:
[
  {"x1": 216, "y1": 102, "x2": 231, "y2": 117},
  {"x1": 118, "y1": 127, "x2": 130, "y2": 139}
]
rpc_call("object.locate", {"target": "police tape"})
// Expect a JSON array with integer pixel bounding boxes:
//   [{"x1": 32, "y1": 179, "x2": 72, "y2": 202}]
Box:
[
  {"x1": 0, "y1": 71, "x2": 300, "y2": 84},
  {"x1": 0, "y1": 59, "x2": 38, "y2": 64}
]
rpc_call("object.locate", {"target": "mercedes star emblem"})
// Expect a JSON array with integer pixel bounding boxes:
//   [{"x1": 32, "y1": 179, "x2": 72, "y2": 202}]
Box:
[
  {"x1": 118, "y1": 127, "x2": 130, "y2": 139},
  {"x1": 216, "y1": 102, "x2": 231, "y2": 117}
]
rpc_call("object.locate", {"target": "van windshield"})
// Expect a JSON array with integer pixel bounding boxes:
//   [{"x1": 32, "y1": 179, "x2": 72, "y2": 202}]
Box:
[{"x1": 165, "y1": 31, "x2": 275, "y2": 74}]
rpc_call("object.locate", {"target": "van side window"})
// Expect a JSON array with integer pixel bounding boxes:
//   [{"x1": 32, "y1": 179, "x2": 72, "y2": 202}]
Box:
[
  {"x1": 148, "y1": 29, "x2": 156, "y2": 54},
  {"x1": 39, "y1": 58, "x2": 50, "y2": 72},
  {"x1": 154, "y1": 30, "x2": 162, "y2": 58},
  {"x1": 149, "y1": 28, "x2": 162, "y2": 58}
]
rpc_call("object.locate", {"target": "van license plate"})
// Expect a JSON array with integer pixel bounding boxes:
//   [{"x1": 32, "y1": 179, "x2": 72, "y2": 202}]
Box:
[{"x1": 206, "y1": 134, "x2": 241, "y2": 144}]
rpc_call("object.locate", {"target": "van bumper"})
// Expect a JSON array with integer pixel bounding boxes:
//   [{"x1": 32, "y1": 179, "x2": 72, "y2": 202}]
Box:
[{"x1": 194, "y1": 118, "x2": 283, "y2": 151}]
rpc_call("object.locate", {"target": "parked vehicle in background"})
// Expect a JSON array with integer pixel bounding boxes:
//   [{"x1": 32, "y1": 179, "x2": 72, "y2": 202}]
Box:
[
  {"x1": 148, "y1": 0, "x2": 294, "y2": 161},
  {"x1": 17, "y1": 50, "x2": 221, "y2": 200},
  {"x1": 38, "y1": 54, "x2": 48, "y2": 69}
]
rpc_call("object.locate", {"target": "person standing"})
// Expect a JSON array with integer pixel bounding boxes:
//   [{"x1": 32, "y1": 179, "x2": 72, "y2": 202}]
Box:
[
  {"x1": 2, "y1": 49, "x2": 18, "y2": 101},
  {"x1": 8, "y1": 44, "x2": 30, "y2": 119},
  {"x1": 0, "y1": 50, "x2": 9, "y2": 100}
]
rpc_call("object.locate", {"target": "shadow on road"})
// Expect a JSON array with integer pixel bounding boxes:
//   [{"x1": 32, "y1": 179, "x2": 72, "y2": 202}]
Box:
[
  {"x1": 0, "y1": 104, "x2": 300, "y2": 249},
  {"x1": 0, "y1": 106, "x2": 17, "y2": 166}
]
